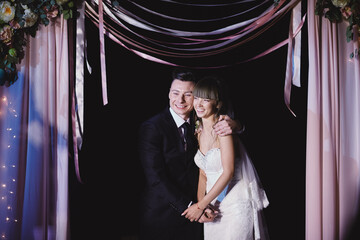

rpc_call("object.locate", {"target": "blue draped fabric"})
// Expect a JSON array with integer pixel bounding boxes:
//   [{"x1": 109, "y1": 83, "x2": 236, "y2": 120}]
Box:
[
  {"x1": 0, "y1": 71, "x2": 58, "y2": 240},
  {"x1": 0, "y1": 72, "x2": 25, "y2": 240},
  {"x1": 0, "y1": 18, "x2": 70, "y2": 240}
]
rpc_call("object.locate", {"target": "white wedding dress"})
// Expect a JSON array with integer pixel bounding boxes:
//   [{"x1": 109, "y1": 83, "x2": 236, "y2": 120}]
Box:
[{"x1": 194, "y1": 141, "x2": 269, "y2": 240}]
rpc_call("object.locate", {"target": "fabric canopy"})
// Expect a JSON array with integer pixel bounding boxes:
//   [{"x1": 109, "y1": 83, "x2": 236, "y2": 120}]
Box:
[
  {"x1": 75, "y1": 0, "x2": 304, "y2": 138},
  {"x1": 85, "y1": 0, "x2": 301, "y2": 67}
]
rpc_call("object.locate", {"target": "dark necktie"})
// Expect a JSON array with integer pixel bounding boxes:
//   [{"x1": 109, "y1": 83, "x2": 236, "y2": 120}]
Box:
[{"x1": 180, "y1": 122, "x2": 190, "y2": 151}]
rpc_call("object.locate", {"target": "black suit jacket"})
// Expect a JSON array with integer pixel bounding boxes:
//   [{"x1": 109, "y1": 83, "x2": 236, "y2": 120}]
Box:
[{"x1": 138, "y1": 108, "x2": 202, "y2": 240}]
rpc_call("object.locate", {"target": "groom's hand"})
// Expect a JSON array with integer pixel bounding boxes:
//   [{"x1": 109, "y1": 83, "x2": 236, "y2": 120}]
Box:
[
  {"x1": 198, "y1": 208, "x2": 218, "y2": 223},
  {"x1": 213, "y1": 115, "x2": 242, "y2": 136}
]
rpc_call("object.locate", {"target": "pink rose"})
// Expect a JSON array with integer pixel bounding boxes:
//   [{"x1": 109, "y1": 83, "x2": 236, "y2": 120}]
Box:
[
  {"x1": 44, "y1": 5, "x2": 59, "y2": 19},
  {"x1": 340, "y1": 6, "x2": 352, "y2": 20},
  {"x1": 0, "y1": 25, "x2": 13, "y2": 46},
  {"x1": 9, "y1": 19, "x2": 21, "y2": 29}
]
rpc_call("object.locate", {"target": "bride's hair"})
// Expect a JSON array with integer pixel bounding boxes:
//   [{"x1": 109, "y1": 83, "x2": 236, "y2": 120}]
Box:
[{"x1": 193, "y1": 75, "x2": 234, "y2": 133}]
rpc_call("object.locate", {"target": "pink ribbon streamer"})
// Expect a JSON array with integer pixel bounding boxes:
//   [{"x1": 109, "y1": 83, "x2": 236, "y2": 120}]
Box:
[
  {"x1": 88, "y1": 0, "x2": 304, "y2": 112},
  {"x1": 284, "y1": 14, "x2": 296, "y2": 117},
  {"x1": 86, "y1": 1, "x2": 282, "y2": 58},
  {"x1": 91, "y1": 0, "x2": 300, "y2": 59},
  {"x1": 284, "y1": 4, "x2": 305, "y2": 117},
  {"x1": 86, "y1": 5, "x2": 305, "y2": 68},
  {"x1": 130, "y1": 1, "x2": 268, "y2": 23}
]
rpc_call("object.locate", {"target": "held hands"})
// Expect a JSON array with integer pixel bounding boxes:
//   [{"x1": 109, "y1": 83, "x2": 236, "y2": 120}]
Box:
[
  {"x1": 198, "y1": 208, "x2": 218, "y2": 223},
  {"x1": 213, "y1": 115, "x2": 242, "y2": 136},
  {"x1": 181, "y1": 203, "x2": 218, "y2": 222},
  {"x1": 181, "y1": 203, "x2": 204, "y2": 222}
]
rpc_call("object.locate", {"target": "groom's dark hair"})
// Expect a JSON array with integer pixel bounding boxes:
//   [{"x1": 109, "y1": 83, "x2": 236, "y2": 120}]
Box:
[{"x1": 171, "y1": 68, "x2": 197, "y2": 83}]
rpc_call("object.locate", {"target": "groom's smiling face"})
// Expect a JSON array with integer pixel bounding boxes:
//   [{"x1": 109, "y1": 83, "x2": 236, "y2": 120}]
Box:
[{"x1": 169, "y1": 79, "x2": 195, "y2": 120}]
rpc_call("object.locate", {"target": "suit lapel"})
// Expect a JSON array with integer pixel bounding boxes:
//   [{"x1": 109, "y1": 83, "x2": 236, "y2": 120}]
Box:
[
  {"x1": 186, "y1": 124, "x2": 197, "y2": 155},
  {"x1": 161, "y1": 108, "x2": 198, "y2": 158},
  {"x1": 162, "y1": 108, "x2": 185, "y2": 151}
]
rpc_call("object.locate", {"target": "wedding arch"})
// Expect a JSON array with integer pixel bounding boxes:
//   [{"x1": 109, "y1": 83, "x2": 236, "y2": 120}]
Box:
[{"x1": 0, "y1": 0, "x2": 359, "y2": 239}]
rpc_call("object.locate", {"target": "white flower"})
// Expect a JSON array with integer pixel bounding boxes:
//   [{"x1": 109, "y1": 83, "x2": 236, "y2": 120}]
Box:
[
  {"x1": 21, "y1": 4, "x2": 29, "y2": 10},
  {"x1": 0, "y1": 1, "x2": 15, "y2": 23},
  {"x1": 331, "y1": 0, "x2": 350, "y2": 8},
  {"x1": 23, "y1": 8, "x2": 38, "y2": 27}
]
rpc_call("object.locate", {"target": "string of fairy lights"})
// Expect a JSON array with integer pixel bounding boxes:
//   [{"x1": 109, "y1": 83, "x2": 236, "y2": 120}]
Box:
[{"x1": 0, "y1": 95, "x2": 19, "y2": 239}]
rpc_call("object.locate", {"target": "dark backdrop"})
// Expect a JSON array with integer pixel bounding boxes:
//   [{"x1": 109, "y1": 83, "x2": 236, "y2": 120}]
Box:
[{"x1": 69, "y1": 10, "x2": 308, "y2": 240}]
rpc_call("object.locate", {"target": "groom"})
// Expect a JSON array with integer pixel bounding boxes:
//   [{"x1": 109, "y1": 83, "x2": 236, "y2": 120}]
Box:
[{"x1": 138, "y1": 68, "x2": 240, "y2": 240}]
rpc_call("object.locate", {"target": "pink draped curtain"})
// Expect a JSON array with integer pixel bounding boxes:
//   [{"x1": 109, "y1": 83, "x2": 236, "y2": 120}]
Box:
[
  {"x1": 306, "y1": 0, "x2": 360, "y2": 239},
  {"x1": 0, "y1": 17, "x2": 70, "y2": 239}
]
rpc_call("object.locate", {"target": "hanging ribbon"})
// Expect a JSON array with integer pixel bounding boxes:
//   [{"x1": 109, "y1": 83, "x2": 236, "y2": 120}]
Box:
[
  {"x1": 98, "y1": 0, "x2": 108, "y2": 105},
  {"x1": 284, "y1": 1, "x2": 303, "y2": 117},
  {"x1": 291, "y1": 2, "x2": 302, "y2": 88},
  {"x1": 72, "y1": 0, "x2": 86, "y2": 183},
  {"x1": 86, "y1": 1, "x2": 305, "y2": 68},
  {"x1": 85, "y1": 0, "x2": 294, "y2": 57},
  {"x1": 85, "y1": 0, "x2": 305, "y2": 115},
  {"x1": 75, "y1": 0, "x2": 85, "y2": 152}
]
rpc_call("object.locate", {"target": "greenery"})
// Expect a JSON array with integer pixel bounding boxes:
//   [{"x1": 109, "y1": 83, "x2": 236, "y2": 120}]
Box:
[
  {"x1": 0, "y1": 0, "x2": 74, "y2": 85},
  {"x1": 315, "y1": 0, "x2": 360, "y2": 43}
]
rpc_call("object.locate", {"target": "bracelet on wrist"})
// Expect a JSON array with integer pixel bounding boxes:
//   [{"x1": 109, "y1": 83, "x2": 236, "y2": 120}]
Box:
[{"x1": 196, "y1": 203, "x2": 204, "y2": 210}]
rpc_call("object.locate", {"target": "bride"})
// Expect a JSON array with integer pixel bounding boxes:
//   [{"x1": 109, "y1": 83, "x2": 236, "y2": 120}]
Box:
[{"x1": 182, "y1": 76, "x2": 270, "y2": 240}]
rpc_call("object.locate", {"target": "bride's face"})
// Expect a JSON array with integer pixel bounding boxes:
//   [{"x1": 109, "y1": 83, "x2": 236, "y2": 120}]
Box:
[
  {"x1": 169, "y1": 79, "x2": 195, "y2": 120},
  {"x1": 193, "y1": 96, "x2": 217, "y2": 119}
]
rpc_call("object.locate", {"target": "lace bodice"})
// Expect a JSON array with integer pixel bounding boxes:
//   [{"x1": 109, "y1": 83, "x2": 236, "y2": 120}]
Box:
[
  {"x1": 194, "y1": 148, "x2": 225, "y2": 194},
  {"x1": 194, "y1": 148, "x2": 221, "y2": 171}
]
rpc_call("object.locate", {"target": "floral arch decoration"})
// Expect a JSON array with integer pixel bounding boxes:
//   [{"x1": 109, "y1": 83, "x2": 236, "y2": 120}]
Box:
[
  {"x1": 315, "y1": 0, "x2": 360, "y2": 56},
  {"x1": 0, "y1": 0, "x2": 74, "y2": 85}
]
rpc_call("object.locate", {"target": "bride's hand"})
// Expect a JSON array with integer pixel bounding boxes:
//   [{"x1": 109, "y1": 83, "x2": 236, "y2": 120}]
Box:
[{"x1": 181, "y1": 203, "x2": 204, "y2": 222}]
